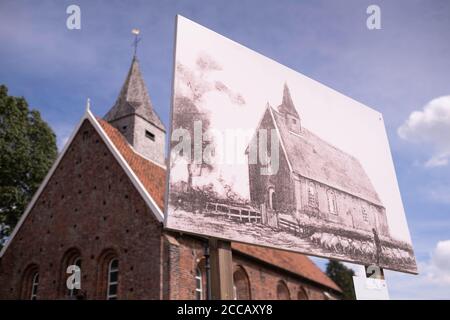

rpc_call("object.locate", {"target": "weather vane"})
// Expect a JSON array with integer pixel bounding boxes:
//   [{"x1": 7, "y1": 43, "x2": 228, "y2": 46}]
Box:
[{"x1": 131, "y1": 28, "x2": 141, "y2": 57}]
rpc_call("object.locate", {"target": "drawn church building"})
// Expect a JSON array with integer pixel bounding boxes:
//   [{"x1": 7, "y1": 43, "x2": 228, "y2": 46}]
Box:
[{"x1": 248, "y1": 85, "x2": 390, "y2": 237}]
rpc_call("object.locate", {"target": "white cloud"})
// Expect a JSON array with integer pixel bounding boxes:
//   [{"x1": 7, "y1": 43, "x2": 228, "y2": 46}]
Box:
[
  {"x1": 425, "y1": 184, "x2": 450, "y2": 205},
  {"x1": 427, "y1": 240, "x2": 450, "y2": 284},
  {"x1": 398, "y1": 96, "x2": 450, "y2": 167}
]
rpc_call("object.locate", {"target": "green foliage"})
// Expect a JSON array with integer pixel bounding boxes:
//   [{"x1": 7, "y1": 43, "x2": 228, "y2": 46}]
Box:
[
  {"x1": 325, "y1": 260, "x2": 356, "y2": 300},
  {"x1": 0, "y1": 84, "x2": 57, "y2": 246}
]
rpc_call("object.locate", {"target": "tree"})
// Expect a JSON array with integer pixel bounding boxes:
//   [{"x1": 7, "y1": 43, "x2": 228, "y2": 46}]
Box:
[
  {"x1": 325, "y1": 260, "x2": 356, "y2": 300},
  {"x1": 0, "y1": 84, "x2": 57, "y2": 247}
]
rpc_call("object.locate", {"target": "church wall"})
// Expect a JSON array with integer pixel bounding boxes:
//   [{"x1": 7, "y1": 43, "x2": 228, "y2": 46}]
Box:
[
  {"x1": 297, "y1": 176, "x2": 389, "y2": 236},
  {"x1": 0, "y1": 120, "x2": 164, "y2": 300},
  {"x1": 109, "y1": 116, "x2": 136, "y2": 148},
  {"x1": 133, "y1": 116, "x2": 166, "y2": 166},
  {"x1": 161, "y1": 233, "x2": 332, "y2": 300},
  {"x1": 231, "y1": 253, "x2": 328, "y2": 300},
  {"x1": 248, "y1": 110, "x2": 295, "y2": 213}
]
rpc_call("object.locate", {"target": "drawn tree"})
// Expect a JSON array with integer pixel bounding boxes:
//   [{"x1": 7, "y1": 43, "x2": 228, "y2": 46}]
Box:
[{"x1": 171, "y1": 53, "x2": 246, "y2": 190}]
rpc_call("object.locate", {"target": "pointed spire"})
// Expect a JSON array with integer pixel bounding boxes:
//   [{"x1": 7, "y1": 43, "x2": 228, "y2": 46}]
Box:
[
  {"x1": 278, "y1": 83, "x2": 300, "y2": 119},
  {"x1": 104, "y1": 57, "x2": 165, "y2": 131}
]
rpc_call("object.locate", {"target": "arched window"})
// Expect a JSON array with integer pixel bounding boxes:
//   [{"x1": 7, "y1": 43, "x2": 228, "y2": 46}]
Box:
[
  {"x1": 60, "y1": 248, "x2": 82, "y2": 298},
  {"x1": 297, "y1": 286, "x2": 309, "y2": 300},
  {"x1": 96, "y1": 248, "x2": 119, "y2": 300},
  {"x1": 68, "y1": 257, "x2": 82, "y2": 297},
  {"x1": 308, "y1": 182, "x2": 318, "y2": 208},
  {"x1": 30, "y1": 272, "x2": 39, "y2": 300},
  {"x1": 327, "y1": 189, "x2": 338, "y2": 214},
  {"x1": 276, "y1": 280, "x2": 290, "y2": 300},
  {"x1": 362, "y1": 207, "x2": 368, "y2": 222},
  {"x1": 194, "y1": 259, "x2": 206, "y2": 300},
  {"x1": 107, "y1": 258, "x2": 119, "y2": 300},
  {"x1": 233, "y1": 266, "x2": 251, "y2": 300},
  {"x1": 195, "y1": 267, "x2": 203, "y2": 300},
  {"x1": 268, "y1": 187, "x2": 276, "y2": 210},
  {"x1": 20, "y1": 264, "x2": 39, "y2": 300}
]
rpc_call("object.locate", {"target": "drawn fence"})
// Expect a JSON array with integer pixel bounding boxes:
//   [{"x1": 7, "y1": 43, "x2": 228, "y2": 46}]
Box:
[{"x1": 205, "y1": 202, "x2": 262, "y2": 224}]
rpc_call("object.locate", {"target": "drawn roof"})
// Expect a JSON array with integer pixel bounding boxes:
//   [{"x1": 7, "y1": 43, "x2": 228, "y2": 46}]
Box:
[
  {"x1": 104, "y1": 57, "x2": 165, "y2": 131},
  {"x1": 268, "y1": 88, "x2": 382, "y2": 207}
]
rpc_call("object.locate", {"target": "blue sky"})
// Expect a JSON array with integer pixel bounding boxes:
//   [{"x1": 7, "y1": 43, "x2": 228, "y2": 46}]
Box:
[{"x1": 0, "y1": 0, "x2": 449, "y2": 299}]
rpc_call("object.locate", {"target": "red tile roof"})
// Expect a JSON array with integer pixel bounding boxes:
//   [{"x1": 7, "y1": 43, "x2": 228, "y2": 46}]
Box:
[
  {"x1": 98, "y1": 118, "x2": 166, "y2": 210},
  {"x1": 98, "y1": 118, "x2": 340, "y2": 293},
  {"x1": 232, "y1": 242, "x2": 341, "y2": 292}
]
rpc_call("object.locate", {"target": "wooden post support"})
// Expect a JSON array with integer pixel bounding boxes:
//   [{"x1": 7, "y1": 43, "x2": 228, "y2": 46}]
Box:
[{"x1": 209, "y1": 239, "x2": 234, "y2": 300}]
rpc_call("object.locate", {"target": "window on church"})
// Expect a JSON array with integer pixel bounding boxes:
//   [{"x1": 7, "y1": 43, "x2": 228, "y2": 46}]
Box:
[
  {"x1": 61, "y1": 248, "x2": 82, "y2": 298},
  {"x1": 195, "y1": 267, "x2": 203, "y2": 300},
  {"x1": 107, "y1": 258, "x2": 119, "y2": 300},
  {"x1": 308, "y1": 182, "x2": 318, "y2": 208},
  {"x1": 122, "y1": 125, "x2": 127, "y2": 132},
  {"x1": 233, "y1": 266, "x2": 251, "y2": 300},
  {"x1": 30, "y1": 272, "x2": 39, "y2": 300},
  {"x1": 68, "y1": 257, "x2": 82, "y2": 297},
  {"x1": 362, "y1": 207, "x2": 368, "y2": 222},
  {"x1": 21, "y1": 264, "x2": 39, "y2": 300},
  {"x1": 268, "y1": 187, "x2": 276, "y2": 210},
  {"x1": 145, "y1": 130, "x2": 155, "y2": 141},
  {"x1": 327, "y1": 190, "x2": 338, "y2": 215},
  {"x1": 276, "y1": 280, "x2": 290, "y2": 300},
  {"x1": 297, "y1": 286, "x2": 309, "y2": 300}
]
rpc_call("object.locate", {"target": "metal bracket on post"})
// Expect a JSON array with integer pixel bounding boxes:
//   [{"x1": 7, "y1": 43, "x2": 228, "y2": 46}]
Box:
[
  {"x1": 365, "y1": 265, "x2": 385, "y2": 280},
  {"x1": 353, "y1": 265, "x2": 389, "y2": 300}
]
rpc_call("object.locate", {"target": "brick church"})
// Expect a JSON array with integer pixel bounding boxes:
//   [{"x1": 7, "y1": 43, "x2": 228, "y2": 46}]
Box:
[{"x1": 0, "y1": 56, "x2": 341, "y2": 300}]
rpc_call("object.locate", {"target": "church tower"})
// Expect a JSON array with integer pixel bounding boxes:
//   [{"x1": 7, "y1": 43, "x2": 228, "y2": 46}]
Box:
[
  {"x1": 104, "y1": 57, "x2": 166, "y2": 166},
  {"x1": 278, "y1": 84, "x2": 301, "y2": 134}
]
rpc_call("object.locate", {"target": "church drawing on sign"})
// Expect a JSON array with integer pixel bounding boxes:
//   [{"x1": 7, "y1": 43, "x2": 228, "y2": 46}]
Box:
[{"x1": 247, "y1": 84, "x2": 390, "y2": 238}]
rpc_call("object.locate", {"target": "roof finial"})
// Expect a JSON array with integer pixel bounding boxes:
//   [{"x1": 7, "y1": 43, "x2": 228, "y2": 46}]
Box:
[
  {"x1": 131, "y1": 28, "x2": 141, "y2": 58},
  {"x1": 86, "y1": 97, "x2": 91, "y2": 112}
]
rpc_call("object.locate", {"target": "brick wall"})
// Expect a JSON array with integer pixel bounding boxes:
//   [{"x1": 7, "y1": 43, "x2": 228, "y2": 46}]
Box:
[
  {"x1": 161, "y1": 233, "x2": 330, "y2": 300},
  {"x1": 0, "y1": 120, "x2": 163, "y2": 300}
]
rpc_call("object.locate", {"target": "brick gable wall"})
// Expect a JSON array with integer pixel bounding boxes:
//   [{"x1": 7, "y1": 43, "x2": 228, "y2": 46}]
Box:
[{"x1": 0, "y1": 120, "x2": 163, "y2": 299}]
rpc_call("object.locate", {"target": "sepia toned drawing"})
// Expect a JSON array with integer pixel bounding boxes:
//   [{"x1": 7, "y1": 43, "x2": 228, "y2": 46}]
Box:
[{"x1": 166, "y1": 17, "x2": 417, "y2": 274}]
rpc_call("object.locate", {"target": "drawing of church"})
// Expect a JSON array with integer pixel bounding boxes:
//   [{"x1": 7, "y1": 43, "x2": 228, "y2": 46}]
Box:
[{"x1": 247, "y1": 84, "x2": 390, "y2": 237}]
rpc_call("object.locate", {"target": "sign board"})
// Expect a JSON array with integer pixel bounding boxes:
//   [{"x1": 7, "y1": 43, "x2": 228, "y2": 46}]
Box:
[
  {"x1": 353, "y1": 276, "x2": 390, "y2": 300},
  {"x1": 165, "y1": 15, "x2": 417, "y2": 274}
]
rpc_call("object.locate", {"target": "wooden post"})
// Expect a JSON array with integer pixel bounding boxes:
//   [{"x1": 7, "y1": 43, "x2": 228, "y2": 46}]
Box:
[
  {"x1": 209, "y1": 238, "x2": 234, "y2": 300},
  {"x1": 204, "y1": 240, "x2": 212, "y2": 300}
]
